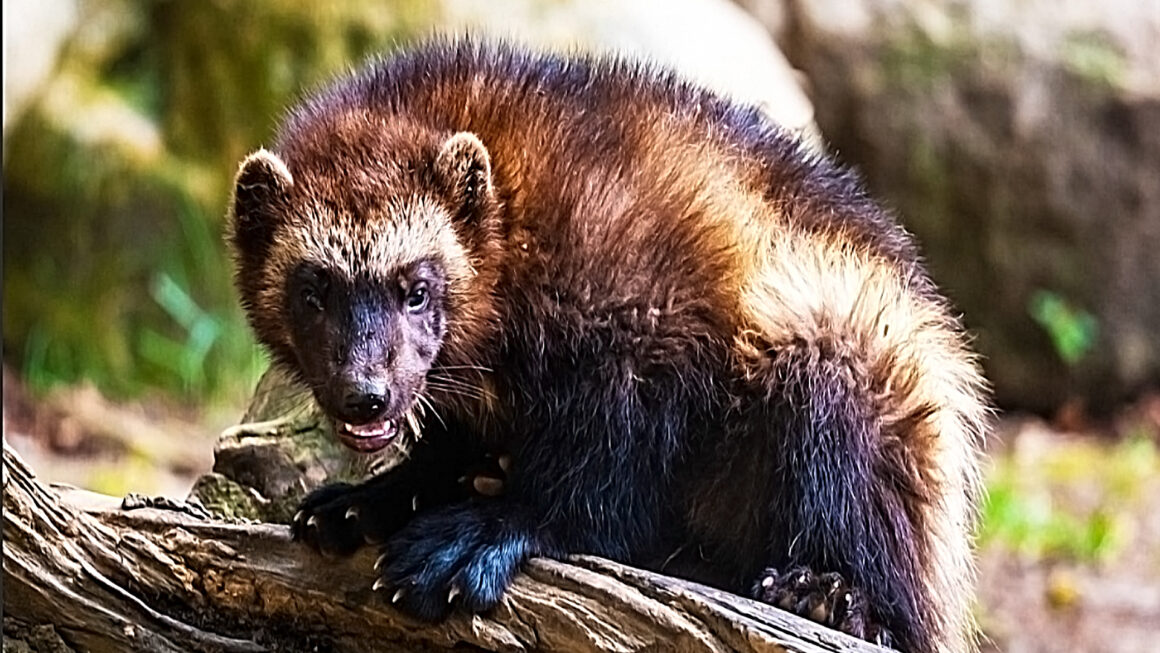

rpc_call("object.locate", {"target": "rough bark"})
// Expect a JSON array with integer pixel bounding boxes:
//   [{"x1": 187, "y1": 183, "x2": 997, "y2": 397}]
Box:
[{"x1": 3, "y1": 443, "x2": 883, "y2": 653}]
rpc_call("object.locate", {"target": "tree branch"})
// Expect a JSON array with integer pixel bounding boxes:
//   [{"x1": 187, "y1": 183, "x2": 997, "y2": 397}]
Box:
[{"x1": 3, "y1": 443, "x2": 882, "y2": 653}]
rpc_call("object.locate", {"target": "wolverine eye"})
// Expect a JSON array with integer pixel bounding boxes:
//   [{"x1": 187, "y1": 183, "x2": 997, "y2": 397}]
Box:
[
  {"x1": 301, "y1": 287, "x2": 324, "y2": 313},
  {"x1": 300, "y1": 271, "x2": 328, "y2": 313},
  {"x1": 288, "y1": 264, "x2": 330, "y2": 316},
  {"x1": 405, "y1": 283, "x2": 429, "y2": 312}
]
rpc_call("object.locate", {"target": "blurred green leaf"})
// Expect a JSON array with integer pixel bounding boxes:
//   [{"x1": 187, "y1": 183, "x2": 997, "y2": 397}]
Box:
[
  {"x1": 1028, "y1": 290, "x2": 1098, "y2": 365},
  {"x1": 980, "y1": 435, "x2": 1156, "y2": 563}
]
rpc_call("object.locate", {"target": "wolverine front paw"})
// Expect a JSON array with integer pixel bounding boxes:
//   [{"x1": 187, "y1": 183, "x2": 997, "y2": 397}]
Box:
[
  {"x1": 292, "y1": 481, "x2": 420, "y2": 557},
  {"x1": 752, "y1": 566, "x2": 894, "y2": 648},
  {"x1": 292, "y1": 450, "x2": 512, "y2": 558},
  {"x1": 372, "y1": 504, "x2": 533, "y2": 621}
]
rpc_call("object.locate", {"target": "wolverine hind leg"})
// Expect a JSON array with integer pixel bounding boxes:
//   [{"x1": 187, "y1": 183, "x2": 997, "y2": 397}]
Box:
[{"x1": 742, "y1": 336, "x2": 942, "y2": 652}]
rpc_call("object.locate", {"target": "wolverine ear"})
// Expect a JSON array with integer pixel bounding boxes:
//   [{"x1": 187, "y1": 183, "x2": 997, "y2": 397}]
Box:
[
  {"x1": 229, "y1": 149, "x2": 293, "y2": 256},
  {"x1": 435, "y1": 132, "x2": 493, "y2": 212}
]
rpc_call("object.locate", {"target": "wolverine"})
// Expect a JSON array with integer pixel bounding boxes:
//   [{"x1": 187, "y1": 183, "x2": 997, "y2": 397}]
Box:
[{"x1": 228, "y1": 39, "x2": 987, "y2": 653}]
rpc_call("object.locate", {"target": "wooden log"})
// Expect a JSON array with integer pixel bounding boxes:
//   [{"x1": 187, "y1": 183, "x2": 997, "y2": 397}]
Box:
[{"x1": 2, "y1": 443, "x2": 883, "y2": 653}]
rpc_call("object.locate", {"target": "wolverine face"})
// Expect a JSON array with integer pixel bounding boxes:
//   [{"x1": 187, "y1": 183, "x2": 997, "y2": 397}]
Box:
[
  {"x1": 228, "y1": 123, "x2": 497, "y2": 453},
  {"x1": 284, "y1": 258, "x2": 447, "y2": 452}
]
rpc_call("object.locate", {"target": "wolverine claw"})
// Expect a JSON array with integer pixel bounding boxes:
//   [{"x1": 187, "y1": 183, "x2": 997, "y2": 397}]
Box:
[
  {"x1": 472, "y1": 476, "x2": 505, "y2": 496},
  {"x1": 345, "y1": 506, "x2": 359, "y2": 520},
  {"x1": 875, "y1": 628, "x2": 894, "y2": 648},
  {"x1": 373, "y1": 577, "x2": 386, "y2": 591},
  {"x1": 752, "y1": 566, "x2": 893, "y2": 646}
]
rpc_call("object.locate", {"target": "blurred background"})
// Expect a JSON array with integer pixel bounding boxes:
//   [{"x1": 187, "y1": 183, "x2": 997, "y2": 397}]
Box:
[{"x1": 3, "y1": 0, "x2": 1158, "y2": 651}]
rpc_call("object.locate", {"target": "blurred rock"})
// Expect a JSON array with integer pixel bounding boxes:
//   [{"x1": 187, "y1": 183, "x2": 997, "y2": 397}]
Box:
[
  {"x1": 441, "y1": 0, "x2": 820, "y2": 148},
  {"x1": 738, "y1": 0, "x2": 1160, "y2": 412}
]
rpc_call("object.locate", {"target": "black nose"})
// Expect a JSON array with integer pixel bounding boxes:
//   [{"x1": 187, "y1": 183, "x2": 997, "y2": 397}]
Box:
[{"x1": 335, "y1": 381, "x2": 389, "y2": 425}]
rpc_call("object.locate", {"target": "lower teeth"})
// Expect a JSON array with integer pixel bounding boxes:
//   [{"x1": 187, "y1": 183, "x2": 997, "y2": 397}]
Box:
[{"x1": 343, "y1": 420, "x2": 394, "y2": 438}]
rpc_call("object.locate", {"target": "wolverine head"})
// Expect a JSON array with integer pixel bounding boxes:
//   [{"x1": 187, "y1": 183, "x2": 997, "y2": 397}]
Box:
[{"x1": 228, "y1": 118, "x2": 499, "y2": 453}]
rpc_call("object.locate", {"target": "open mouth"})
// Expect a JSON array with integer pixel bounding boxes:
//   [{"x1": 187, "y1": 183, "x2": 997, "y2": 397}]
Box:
[{"x1": 336, "y1": 419, "x2": 399, "y2": 453}]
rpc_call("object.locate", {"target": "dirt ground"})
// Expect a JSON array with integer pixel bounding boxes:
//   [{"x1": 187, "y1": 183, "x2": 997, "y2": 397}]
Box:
[{"x1": 4, "y1": 371, "x2": 1159, "y2": 652}]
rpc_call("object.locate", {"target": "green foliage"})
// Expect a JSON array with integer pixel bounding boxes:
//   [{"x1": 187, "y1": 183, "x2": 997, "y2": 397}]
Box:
[
  {"x1": 141, "y1": 274, "x2": 223, "y2": 397},
  {"x1": 982, "y1": 476, "x2": 1120, "y2": 562},
  {"x1": 1060, "y1": 30, "x2": 1127, "y2": 90},
  {"x1": 1028, "y1": 290, "x2": 1098, "y2": 366},
  {"x1": 980, "y1": 434, "x2": 1157, "y2": 563}
]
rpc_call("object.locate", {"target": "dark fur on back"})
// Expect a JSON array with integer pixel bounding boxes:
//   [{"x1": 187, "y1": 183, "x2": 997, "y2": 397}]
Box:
[{"x1": 229, "y1": 39, "x2": 987, "y2": 653}]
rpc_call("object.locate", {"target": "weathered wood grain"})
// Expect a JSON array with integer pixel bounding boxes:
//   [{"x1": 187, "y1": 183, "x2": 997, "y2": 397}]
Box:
[{"x1": 3, "y1": 443, "x2": 883, "y2": 653}]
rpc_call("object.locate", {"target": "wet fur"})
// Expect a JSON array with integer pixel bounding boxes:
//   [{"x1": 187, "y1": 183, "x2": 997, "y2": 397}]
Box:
[{"x1": 230, "y1": 39, "x2": 988, "y2": 653}]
